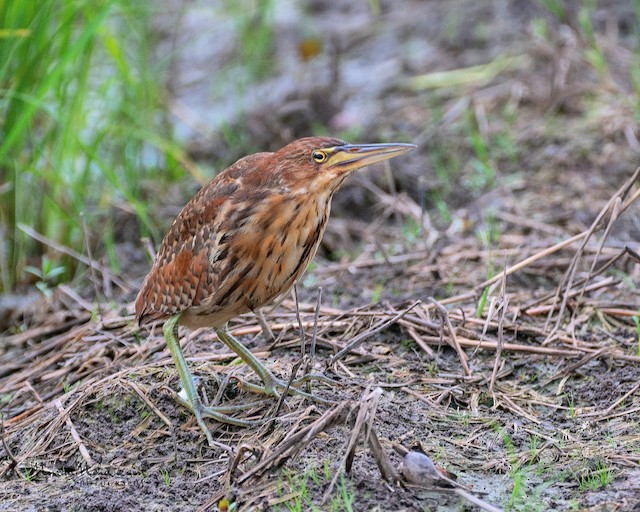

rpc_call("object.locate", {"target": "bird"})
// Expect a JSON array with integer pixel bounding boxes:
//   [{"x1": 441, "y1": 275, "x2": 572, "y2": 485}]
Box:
[{"x1": 135, "y1": 136, "x2": 415, "y2": 444}]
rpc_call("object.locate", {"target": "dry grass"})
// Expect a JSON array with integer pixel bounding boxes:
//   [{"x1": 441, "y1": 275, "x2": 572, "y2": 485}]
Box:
[{"x1": 1, "y1": 165, "x2": 639, "y2": 510}]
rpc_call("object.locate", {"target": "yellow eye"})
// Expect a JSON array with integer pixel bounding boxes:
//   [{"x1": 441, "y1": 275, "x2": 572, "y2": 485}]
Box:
[{"x1": 312, "y1": 150, "x2": 327, "y2": 163}]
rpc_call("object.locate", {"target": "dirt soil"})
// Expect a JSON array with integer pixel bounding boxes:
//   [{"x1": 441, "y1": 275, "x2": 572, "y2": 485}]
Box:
[{"x1": 2, "y1": 1, "x2": 640, "y2": 511}]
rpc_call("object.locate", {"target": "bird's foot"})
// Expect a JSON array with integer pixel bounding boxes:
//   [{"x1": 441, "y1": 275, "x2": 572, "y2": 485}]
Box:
[
  {"x1": 213, "y1": 327, "x2": 337, "y2": 406},
  {"x1": 162, "y1": 317, "x2": 272, "y2": 446},
  {"x1": 172, "y1": 379, "x2": 268, "y2": 447},
  {"x1": 234, "y1": 372, "x2": 336, "y2": 405}
]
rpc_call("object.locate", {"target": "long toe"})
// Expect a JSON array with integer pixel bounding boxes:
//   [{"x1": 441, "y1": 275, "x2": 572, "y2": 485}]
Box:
[
  {"x1": 234, "y1": 374, "x2": 333, "y2": 405},
  {"x1": 172, "y1": 387, "x2": 267, "y2": 431}
]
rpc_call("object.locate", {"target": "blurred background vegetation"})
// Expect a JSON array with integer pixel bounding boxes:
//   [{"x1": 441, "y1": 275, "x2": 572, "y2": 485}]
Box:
[
  {"x1": 1, "y1": 0, "x2": 639, "y2": 296},
  {"x1": 0, "y1": 0, "x2": 182, "y2": 293}
]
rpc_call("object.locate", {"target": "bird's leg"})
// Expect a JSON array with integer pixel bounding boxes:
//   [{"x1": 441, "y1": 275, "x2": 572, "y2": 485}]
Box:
[
  {"x1": 215, "y1": 326, "x2": 332, "y2": 404},
  {"x1": 163, "y1": 314, "x2": 263, "y2": 445}
]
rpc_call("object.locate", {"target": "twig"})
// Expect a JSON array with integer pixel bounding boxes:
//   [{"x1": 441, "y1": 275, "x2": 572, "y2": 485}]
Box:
[
  {"x1": 569, "y1": 198, "x2": 623, "y2": 322},
  {"x1": 475, "y1": 231, "x2": 587, "y2": 291},
  {"x1": 524, "y1": 276, "x2": 618, "y2": 315},
  {"x1": 54, "y1": 399, "x2": 94, "y2": 467},
  {"x1": 229, "y1": 320, "x2": 351, "y2": 338},
  {"x1": 272, "y1": 357, "x2": 305, "y2": 419},
  {"x1": 583, "y1": 380, "x2": 640, "y2": 419},
  {"x1": 522, "y1": 255, "x2": 620, "y2": 311},
  {"x1": 542, "y1": 347, "x2": 611, "y2": 386},
  {"x1": 18, "y1": 223, "x2": 132, "y2": 292},
  {"x1": 311, "y1": 286, "x2": 323, "y2": 358},
  {"x1": 428, "y1": 298, "x2": 471, "y2": 376},
  {"x1": 293, "y1": 286, "x2": 306, "y2": 354},
  {"x1": 57, "y1": 284, "x2": 94, "y2": 312},
  {"x1": 236, "y1": 402, "x2": 349, "y2": 484},
  {"x1": 80, "y1": 212, "x2": 103, "y2": 317},
  {"x1": 492, "y1": 209, "x2": 566, "y2": 236},
  {"x1": 406, "y1": 326, "x2": 436, "y2": 358},
  {"x1": 488, "y1": 271, "x2": 508, "y2": 393},
  {"x1": 313, "y1": 251, "x2": 431, "y2": 274},
  {"x1": 329, "y1": 301, "x2": 421, "y2": 365},
  {"x1": 125, "y1": 381, "x2": 173, "y2": 429},
  {"x1": 323, "y1": 387, "x2": 382, "y2": 504},
  {"x1": 420, "y1": 336, "x2": 640, "y2": 363},
  {"x1": 452, "y1": 488, "x2": 504, "y2": 512},
  {"x1": 0, "y1": 411, "x2": 19, "y2": 476},
  {"x1": 368, "y1": 427, "x2": 399, "y2": 482},
  {"x1": 546, "y1": 167, "x2": 640, "y2": 336}
]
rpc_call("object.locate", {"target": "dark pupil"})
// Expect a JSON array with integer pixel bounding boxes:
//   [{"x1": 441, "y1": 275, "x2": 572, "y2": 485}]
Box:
[{"x1": 315, "y1": 152, "x2": 323, "y2": 161}]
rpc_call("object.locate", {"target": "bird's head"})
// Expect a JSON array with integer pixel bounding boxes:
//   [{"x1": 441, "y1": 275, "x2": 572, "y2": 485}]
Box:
[{"x1": 271, "y1": 136, "x2": 415, "y2": 194}]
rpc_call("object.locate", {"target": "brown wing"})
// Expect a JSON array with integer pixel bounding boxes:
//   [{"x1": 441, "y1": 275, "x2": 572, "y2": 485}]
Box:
[{"x1": 135, "y1": 153, "x2": 270, "y2": 325}]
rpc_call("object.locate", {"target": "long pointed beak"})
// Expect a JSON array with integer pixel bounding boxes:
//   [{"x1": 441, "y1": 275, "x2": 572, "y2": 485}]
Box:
[{"x1": 327, "y1": 142, "x2": 416, "y2": 173}]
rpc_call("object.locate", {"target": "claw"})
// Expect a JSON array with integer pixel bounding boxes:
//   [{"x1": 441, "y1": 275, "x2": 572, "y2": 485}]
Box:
[{"x1": 163, "y1": 314, "x2": 333, "y2": 444}]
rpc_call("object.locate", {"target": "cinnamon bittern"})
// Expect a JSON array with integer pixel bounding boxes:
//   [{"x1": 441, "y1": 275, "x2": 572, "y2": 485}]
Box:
[{"x1": 135, "y1": 136, "x2": 415, "y2": 444}]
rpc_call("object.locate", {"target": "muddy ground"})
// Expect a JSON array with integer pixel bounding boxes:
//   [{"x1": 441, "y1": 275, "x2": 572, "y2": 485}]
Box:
[{"x1": 2, "y1": 1, "x2": 640, "y2": 511}]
